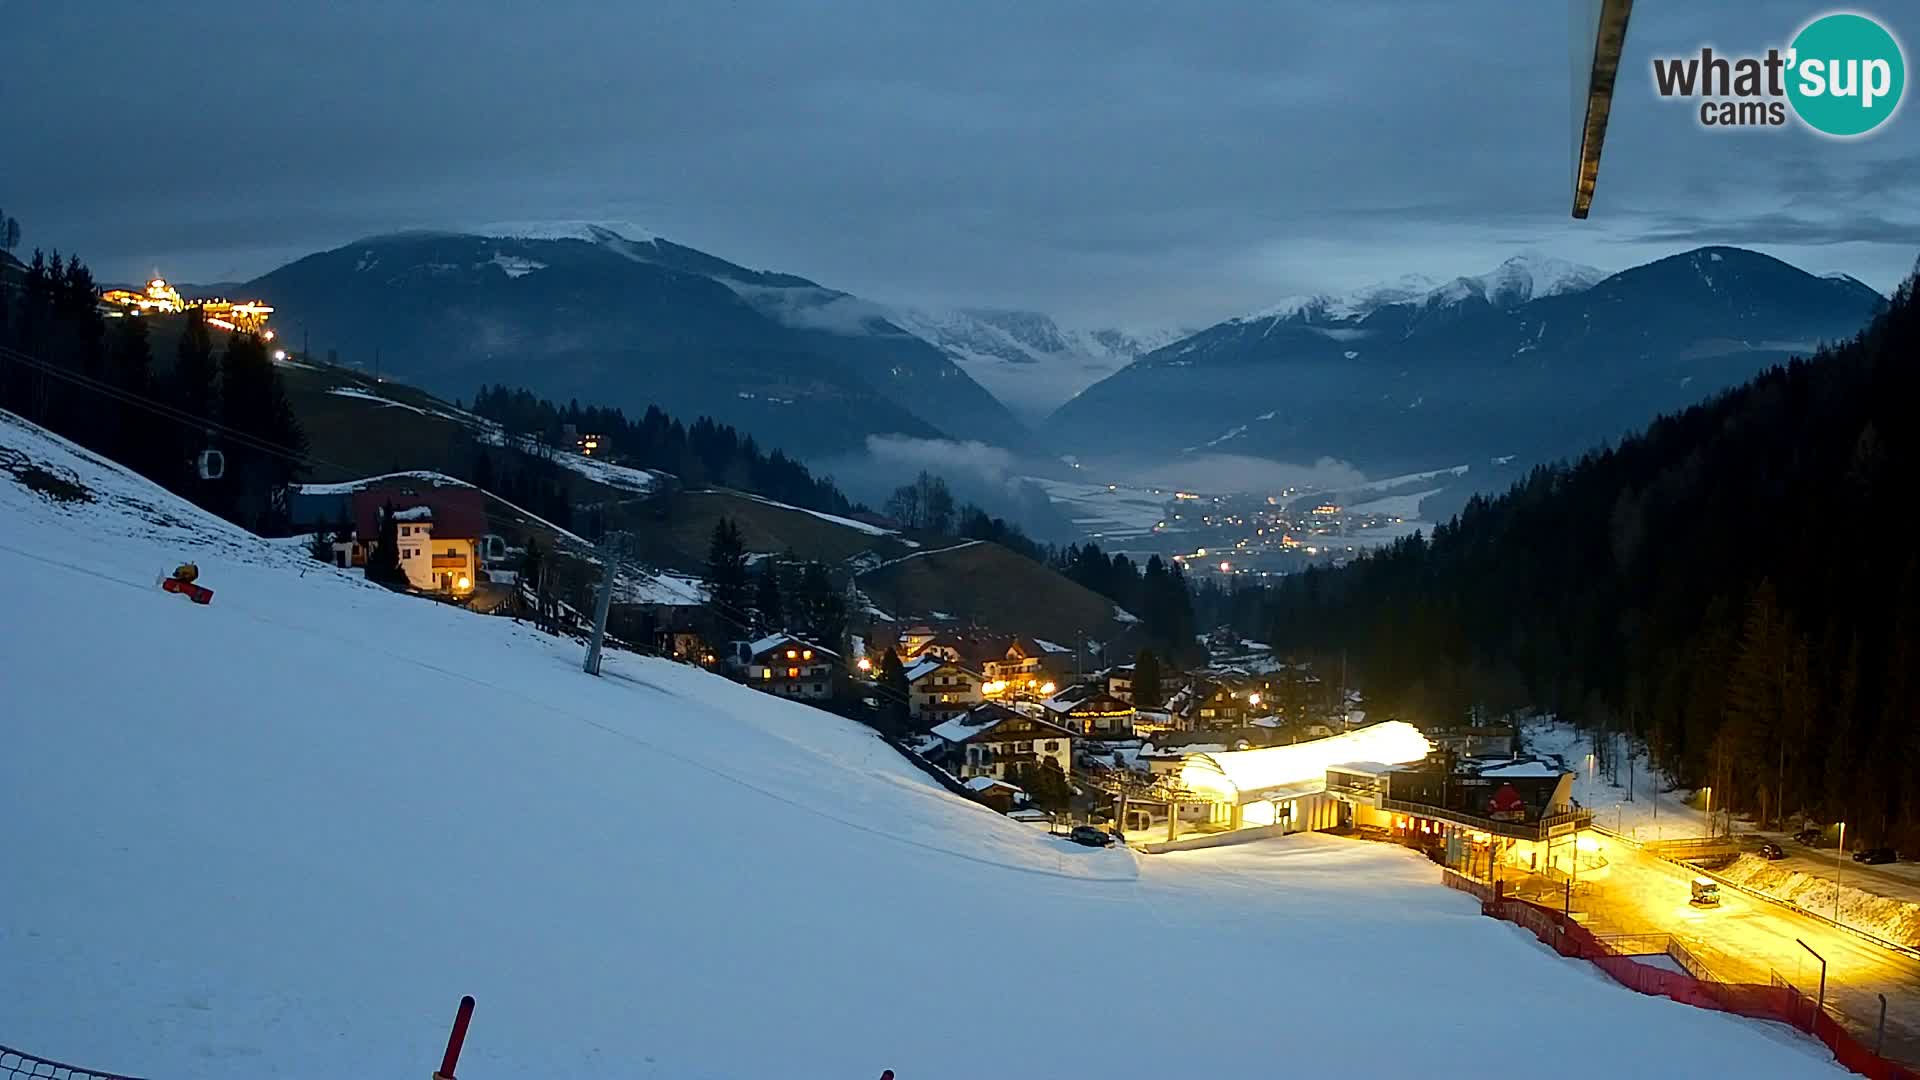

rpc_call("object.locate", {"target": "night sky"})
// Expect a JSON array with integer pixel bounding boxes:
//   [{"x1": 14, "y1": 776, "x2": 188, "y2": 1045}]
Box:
[{"x1": 6, "y1": 1, "x2": 1916, "y2": 325}]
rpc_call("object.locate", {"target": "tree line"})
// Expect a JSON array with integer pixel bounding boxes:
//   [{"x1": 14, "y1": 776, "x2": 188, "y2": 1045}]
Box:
[
  {"x1": 1257, "y1": 265, "x2": 1920, "y2": 849},
  {"x1": 468, "y1": 383, "x2": 859, "y2": 516},
  {"x1": 1051, "y1": 541, "x2": 1198, "y2": 664},
  {"x1": 0, "y1": 232, "x2": 306, "y2": 532},
  {"x1": 703, "y1": 515, "x2": 849, "y2": 651}
]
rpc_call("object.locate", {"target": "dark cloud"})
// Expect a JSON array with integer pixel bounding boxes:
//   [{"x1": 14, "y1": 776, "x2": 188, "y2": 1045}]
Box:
[
  {"x1": 1632, "y1": 211, "x2": 1920, "y2": 249},
  {"x1": 3, "y1": 1, "x2": 1916, "y2": 323}
]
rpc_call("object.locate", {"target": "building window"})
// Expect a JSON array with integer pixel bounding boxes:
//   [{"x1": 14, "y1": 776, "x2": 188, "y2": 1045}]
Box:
[
  {"x1": 1045, "y1": 740, "x2": 1058, "y2": 751},
  {"x1": 400, "y1": 525, "x2": 411, "y2": 537},
  {"x1": 1016, "y1": 741, "x2": 1031, "y2": 752},
  {"x1": 813, "y1": 683, "x2": 824, "y2": 694},
  {"x1": 788, "y1": 667, "x2": 799, "y2": 678}
]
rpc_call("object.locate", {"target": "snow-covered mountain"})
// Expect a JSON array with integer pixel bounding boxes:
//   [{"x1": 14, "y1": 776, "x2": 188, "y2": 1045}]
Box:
[
  {"x1": 890, "y1": 307, "x2": 1186, "y2": 420},
  {"x1": 1240, "y1": 254, "x2": 1608, "y2": 330},
  {"x1": 1051, "y1": 247, "x2": 1888, "y2": 474},
  {"x1": 0, "y1": 406, "x2": 1838, "y2": 1080},
  {"x1": 247, "y1": 225, "x2": 1033, "y2": 460}
]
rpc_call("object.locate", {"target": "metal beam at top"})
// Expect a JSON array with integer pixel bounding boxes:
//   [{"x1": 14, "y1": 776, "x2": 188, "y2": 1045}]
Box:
[{"x1": 1572, "y1": 0, "x2": 1635, "y2": 219}]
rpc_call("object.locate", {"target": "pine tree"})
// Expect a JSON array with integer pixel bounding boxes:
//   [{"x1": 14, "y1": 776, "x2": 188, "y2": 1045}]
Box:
[
  {"x1": 365, "y1": 501, "x2": 407, "y2": 587},
  {"x1": 703, "y1": 517, "x2": 750, "y2": 634},
  {"x1": 1019, "y1": 758, "x2": 1073, "y2": 812},
  {"x1": 877, "y1": 647, "x2": 910, "y2": 736},
  {"x1": 165, "y1": 308, "x2": 219, "y2": 496},
  {"x1": 793, "y1": 561, "x2": 846, "y2": 650},
  {"x1": 0, "y1": 249, "x2": 12, "y2": 350},
  {"x1": 1133, "y1": 648, "x2": 1163, "y2": 708},
  {"x1": 754, "y1": 559, "x2": 785, "y2": 633},
  {"x1": 105, "y1": 312, "x2": 160, "y2": 476}
]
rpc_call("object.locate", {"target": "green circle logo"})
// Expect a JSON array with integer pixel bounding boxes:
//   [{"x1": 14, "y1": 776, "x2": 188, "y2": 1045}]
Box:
[{"x1": 1787, "y1": 13, "x2": 1905, "y2": 137}]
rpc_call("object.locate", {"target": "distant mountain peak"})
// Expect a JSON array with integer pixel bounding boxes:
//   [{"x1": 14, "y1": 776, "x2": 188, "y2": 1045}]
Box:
[
  {"x1": 472, "y1": 220, "x2": 659, "y2": 245},
  {"x1": 1235, "y1": 254, "x2": 1607, "y2": 329}
]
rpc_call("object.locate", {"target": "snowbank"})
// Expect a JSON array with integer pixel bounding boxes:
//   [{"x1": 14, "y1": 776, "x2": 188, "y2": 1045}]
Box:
[
  {"x1": 1718, "y1": 855, "x2": 1920, "y2": 948},
  {"x1": 1524, "y1": 717, "x2": 1713, "y2": 840},
  {"x1": 0, "y1": 410, "x2": 1844, "y2": 1079}
]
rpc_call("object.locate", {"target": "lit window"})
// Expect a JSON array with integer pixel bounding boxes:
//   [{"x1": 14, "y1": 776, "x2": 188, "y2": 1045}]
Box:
[
  {"x1": 802, "y1": 650, "x2": 813, "y2": 660},
  {"x1": 761, "y1": 669, "x2": 771, "y2": 681},
  {"x1": 786, "y1": 650, "x2": 797, "y2": 659},
  {"x1": 788, "y1": 667, "x2": 799, "y2": 678}
]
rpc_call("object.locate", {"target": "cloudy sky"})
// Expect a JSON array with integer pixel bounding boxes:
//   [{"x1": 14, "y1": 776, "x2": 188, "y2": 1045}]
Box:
[{"x1": 4, "y1": 1, "x2": 1916, "y2": 326}]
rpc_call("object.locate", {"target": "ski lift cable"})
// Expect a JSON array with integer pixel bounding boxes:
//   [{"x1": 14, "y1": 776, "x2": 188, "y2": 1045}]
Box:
[{"x1": 0, "y1": 344, "x2": 347, "y2": 474}]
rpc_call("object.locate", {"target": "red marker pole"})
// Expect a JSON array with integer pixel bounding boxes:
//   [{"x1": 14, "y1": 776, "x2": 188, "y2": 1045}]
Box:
[{"x1": 434, "y1": 995, "x2": 475, "y2": 1080}]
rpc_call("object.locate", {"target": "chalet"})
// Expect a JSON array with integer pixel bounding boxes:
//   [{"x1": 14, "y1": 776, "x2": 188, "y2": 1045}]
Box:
[
  {"x1": 931, "y1": 703, "x2": 1076, "y2": 782},
  {"x1": 982, "y1": 636, "x2": 1075, "y2": 697},
  {"x1": 731, "y1": 634, "x2": 837, "y2": 701},
  {"x1": 1104, "y1": 663, "x2": 1135, "y2": 703},
  {"x1": 963, "y1": 776, "x2": 1025, "y2": 813},
  {"x1": 900, "y1": 624, "x2": 939, "y2": 658},
  {"x1": 908, "y1": 633, "x2": 967, "y2": 665},
  {"x1": 1042, "y1": 687, "x2": 1136, "y2": 739},
  {"x1": 328, "y1": 486, "x2": 487, "y2": 596},
  {"x1": 1192, "y1": 679, "x2": 1261, "y2": 728},
  {"x1": 904, "y1": 658, "x2": 983, "y2": 728}
]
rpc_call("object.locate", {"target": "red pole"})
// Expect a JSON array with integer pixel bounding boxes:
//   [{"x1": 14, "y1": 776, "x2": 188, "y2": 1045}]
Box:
[{"x1": 435, "y1": 995, "x2": 475, "y2": 1080}]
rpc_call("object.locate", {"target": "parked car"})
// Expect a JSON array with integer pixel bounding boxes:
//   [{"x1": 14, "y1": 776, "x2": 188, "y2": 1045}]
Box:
[
  {"x1": 1853, "y1": 847, "x2": 1897, "y2": 865},
  {"x1": 1757, "y1": 841, "x2": 1786, "y2": 860},
  {"x1": 1793, "y1": 827, "x2": 1824, "y2": 846},
  {"x1": 1068, "y1": 825, "x2": 1116, "y2": 848}
]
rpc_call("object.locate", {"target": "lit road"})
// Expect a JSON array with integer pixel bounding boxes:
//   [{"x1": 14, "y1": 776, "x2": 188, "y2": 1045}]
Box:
[
  {"x1": 1515, "y1": 841, "x2": 1920, "y2": 1065},
  {"x1": 1759, "y1": 841, "x2": 1920, "y2": 907}
]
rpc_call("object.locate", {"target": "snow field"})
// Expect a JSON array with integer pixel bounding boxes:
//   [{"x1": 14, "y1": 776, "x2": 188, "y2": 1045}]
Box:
[{"x1": 0, "y1": 412, "x2": 1843, "y2": 1079}]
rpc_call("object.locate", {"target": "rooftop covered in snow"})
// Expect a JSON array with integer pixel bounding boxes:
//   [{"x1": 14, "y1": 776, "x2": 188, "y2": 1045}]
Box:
[{"x1": 1179, "y1": 722, "x2": 1432, "y2": 805}]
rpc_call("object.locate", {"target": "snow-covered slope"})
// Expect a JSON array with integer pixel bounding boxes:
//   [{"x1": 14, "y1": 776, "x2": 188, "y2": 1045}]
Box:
[
  {"x1": 890, "y1": 307, "x2": 1185, "y2": 420},
  {"x1": 0, "y1": 411, "x2": 1842, "y2": 1078},
  {"x1": 1238, "y1": 254, "x2": 1608, "y2": 328}
]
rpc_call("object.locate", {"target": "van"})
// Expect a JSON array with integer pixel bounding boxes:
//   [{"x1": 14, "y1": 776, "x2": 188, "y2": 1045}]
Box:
[{"x1": 1690, "y1": 877, "x2": 1720, "y2": 906}]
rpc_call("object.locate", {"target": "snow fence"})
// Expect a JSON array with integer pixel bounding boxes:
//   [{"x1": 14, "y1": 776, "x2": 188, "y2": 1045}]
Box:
[{"x1": 1443, "y1": 872, "x2": 1919, "y2": 1080}]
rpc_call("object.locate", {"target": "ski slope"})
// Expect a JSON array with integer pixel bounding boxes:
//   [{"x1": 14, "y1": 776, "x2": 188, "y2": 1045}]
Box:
[{"x1": 0, "y1": 411, "x2": 1842, "y2": 1079}]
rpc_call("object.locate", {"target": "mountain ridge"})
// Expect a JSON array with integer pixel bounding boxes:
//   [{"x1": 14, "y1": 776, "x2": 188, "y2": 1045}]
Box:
[
  {"x1": 1049, "y1": 245, "x2": 1888, "y2": 474},
  {"x1": 246, "y1": 226, "x2": 1031, "y2": 461}
]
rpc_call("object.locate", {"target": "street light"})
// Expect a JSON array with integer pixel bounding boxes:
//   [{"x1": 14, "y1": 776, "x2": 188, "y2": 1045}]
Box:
[
  {"x1": 1797, "y1": 938, "x2": 1828, "y2": 1022},
  {"x1": 1835, "y1": 821, "x2": 1847, "y2": 923},
  {"x1": 1701, "y1": 786, "x2": 1713, "y2": 838}
]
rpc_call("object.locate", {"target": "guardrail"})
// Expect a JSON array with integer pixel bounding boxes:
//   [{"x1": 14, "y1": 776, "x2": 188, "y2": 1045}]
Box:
[
  {"x1": 1380, "y1": 799, "x2": 1594, "y2": 842},
  {"x1": 1592, "y1": 823, "x2": 1920, "y2": 961}
]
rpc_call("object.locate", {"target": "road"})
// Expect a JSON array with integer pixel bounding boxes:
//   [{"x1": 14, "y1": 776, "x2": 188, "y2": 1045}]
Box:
[
  {"x1": 1512, "y1": 841, "x2": 1920, "y2": 1065},
  {"x1": 1754, "y1": 836, "x2": 1920, "y2": 907}
]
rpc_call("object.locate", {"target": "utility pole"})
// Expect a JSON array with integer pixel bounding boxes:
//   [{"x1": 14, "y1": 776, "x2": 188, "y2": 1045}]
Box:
[
  {"x1": 584, "y1": 530, "x2": 623, "y2": 676},
  {"x1": 1834, "y1": 821, "x2": 1847, "y2": 924}
]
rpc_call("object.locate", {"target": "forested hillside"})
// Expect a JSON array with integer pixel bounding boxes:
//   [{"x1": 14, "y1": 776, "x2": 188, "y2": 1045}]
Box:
[
  {"x1": 0, "y1": 242, "x2": 305, "y2": 533},
  {"x1": 1263, "y1": 265, "x2": 1919, "y2": 848},
  {"x1": 469, "y1": 384, "x2": 860, "y2": 515}
]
